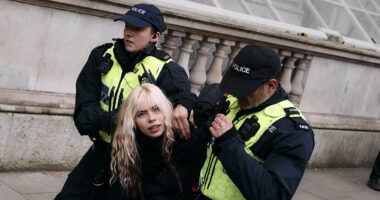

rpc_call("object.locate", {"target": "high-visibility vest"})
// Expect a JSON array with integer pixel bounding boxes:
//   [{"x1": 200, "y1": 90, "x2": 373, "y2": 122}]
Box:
[
  {"x1": 200, "y1": 95, "x2": 307, "y2": 200},
  {"x1": 98, "y1": 45, "x2": 171, "y2": 143}
]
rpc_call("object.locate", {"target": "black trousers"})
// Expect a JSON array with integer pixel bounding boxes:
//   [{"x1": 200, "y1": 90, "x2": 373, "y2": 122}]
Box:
[
  {"x1": 369, "y1": 151, "x2": 380, "y2": 180},
  {"x1": 54, "y1": 141, "x2": 109, "y2": 200}
]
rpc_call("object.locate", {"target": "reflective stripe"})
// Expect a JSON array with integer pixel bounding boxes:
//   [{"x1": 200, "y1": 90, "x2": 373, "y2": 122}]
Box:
[{"x1": 200, "y1": 96, "x2": 306, "y2": 200}]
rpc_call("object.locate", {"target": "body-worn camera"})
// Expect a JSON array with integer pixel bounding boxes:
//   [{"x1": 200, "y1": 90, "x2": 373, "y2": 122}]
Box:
[
  {"x1": 97, "y1": 53, "x2": 113, "y2": 74},
  {"x1": 238, "y1": 115, "x2": 260, "y2": 141}
]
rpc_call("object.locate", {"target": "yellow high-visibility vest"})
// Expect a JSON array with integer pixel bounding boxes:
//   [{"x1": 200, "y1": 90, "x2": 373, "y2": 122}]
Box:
[{"x1": 98, "y1": 45, "x2": 170, "y2": 143}]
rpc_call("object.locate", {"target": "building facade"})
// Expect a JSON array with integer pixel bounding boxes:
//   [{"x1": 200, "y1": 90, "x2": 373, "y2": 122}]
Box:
[{"x1": 0, "y1": 0, "x2": 379, "y2": 170}]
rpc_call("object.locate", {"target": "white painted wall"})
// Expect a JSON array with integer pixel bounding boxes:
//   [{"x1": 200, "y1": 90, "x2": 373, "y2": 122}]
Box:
[
  {"x1": 0, "y1": 0, "x2": 123, "y2": 93},
  {"x1": 301, "y1": 57, "x2": 380, "y2": 119}
]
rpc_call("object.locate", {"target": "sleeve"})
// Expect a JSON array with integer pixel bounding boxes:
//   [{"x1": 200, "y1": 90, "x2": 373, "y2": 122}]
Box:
[
  {"x1": 156, "y1": 62, "x2": 197, "y2": 113},
  {"x1": 73, "y1": 44, "x2": 116, "y2": 138},
  {"x1": 172, "y1": 127, "x2": 209, "y2": 192},
  {"x1": 213, "y1": 118, "x2": 315, "y2": 200}
]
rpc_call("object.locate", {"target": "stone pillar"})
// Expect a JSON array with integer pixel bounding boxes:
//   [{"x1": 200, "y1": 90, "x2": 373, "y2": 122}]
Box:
[
  {"x1": 189, "y1": 37, "x2": 215, "y2": 94},
  {"x1": 289, "y1": 54, "x2": 313, "y2": 106},
  {"x1": 279, "y1": 50, "x2": 296, "y2": 93},
  {"x1": 177, "y1": 33, "x2": 202, "y2": 77},
  {"x1": 277, "y1": 48, "x2": 286, "y2": 64},
  {"x1": 206, "y1": 40, "x2": 235, "y2": 84},
  {"x1": 162, "y1": 30, "x2": 185, "y2": 57}
]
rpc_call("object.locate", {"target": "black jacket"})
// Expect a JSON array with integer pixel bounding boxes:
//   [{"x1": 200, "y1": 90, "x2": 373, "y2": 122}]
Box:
[
  {"x1": 104, "y1": 128, "x2": 207, "y2": 200},
  {"x1": 195, "y1": 84, "x2": 314, "y2": 200},
  {"x1": 73, "y1": 39, "x2": 196, "y2": 138}
]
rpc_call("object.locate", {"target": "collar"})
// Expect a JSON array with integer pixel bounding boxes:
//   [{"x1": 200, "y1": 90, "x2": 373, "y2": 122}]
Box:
[
  {"x1": 235, "y1": 85, "x2": 288, "y2": 118},
  {"x1": 113, "y1": 39, "x2": 157, "y2": 72}
]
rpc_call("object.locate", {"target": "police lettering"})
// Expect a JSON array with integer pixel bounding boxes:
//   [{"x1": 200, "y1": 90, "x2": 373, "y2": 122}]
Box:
[
  {"x1": 132, "y1": 7, "x2": 146, "y2": 15},
  {"x1": 232, "y1": 63, "x2": 250, "y2": 74}
]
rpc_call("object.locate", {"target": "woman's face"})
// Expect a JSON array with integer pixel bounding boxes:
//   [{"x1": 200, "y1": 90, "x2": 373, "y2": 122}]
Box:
[
  {"x1": 123, "y1": 23, "x2": 156, "y2": 53},
  {"x1": 135, "y1": 104, "x2": 165, "y2": 138}
]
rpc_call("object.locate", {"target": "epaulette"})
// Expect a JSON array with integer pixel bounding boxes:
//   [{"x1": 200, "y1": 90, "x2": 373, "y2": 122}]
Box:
[
  {"x1": 151, "y1": 49, "x2": 171, "y2": 61},
  {"x1": 284, "y1": 107, "x2": 310, "y2": 131},
  {"x1": 99, "y1": 42, "x2": 113, "y2": 49},
  {"x1": 98, "y1": 43, "x2": 113, "y2": 54}
]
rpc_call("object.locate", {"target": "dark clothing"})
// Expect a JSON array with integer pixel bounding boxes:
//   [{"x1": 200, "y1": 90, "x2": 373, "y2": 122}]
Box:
[
  {"x1": 55, "y1": 141, "x2": 108, "y2": 200},
  {"x1": 370, "y1": 151, "x2": 380, "y2": 179},
  {"x1": 103, "y1": 128, "x2": 207, "y2": 200},
  {"x1": 367, "y1": 151, "x2": 380, "y2": 191},
  {"x1": 56, "y1": 39, "x2": 196, "y2": 200},
  {"x1": 195, "y1": 84, "x2": 314, "y2": 200}
]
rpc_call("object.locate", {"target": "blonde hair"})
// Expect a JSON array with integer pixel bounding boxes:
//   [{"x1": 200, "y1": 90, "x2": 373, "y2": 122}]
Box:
[{"x1": 109, "y1": 83, "x2": 175, "y2": 192}]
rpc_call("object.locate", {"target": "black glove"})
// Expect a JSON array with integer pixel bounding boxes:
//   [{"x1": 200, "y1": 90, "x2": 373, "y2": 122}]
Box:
[
  {"x1": 98, "y1": 110, "x2": 118, "y2": 135},
  {"x1": 193, "y1": 83, "x2": 228, "y2": 129}
]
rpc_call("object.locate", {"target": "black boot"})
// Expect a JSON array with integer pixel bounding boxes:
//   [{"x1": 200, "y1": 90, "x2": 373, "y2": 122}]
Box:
[{"x1": 367, "y1": 178, "x2": 380, "y2": 191}]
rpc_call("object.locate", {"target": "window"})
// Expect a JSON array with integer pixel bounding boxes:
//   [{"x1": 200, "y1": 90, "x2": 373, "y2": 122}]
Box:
[{"x1": 184, "y1": 0, "x2": 380, "y2": 46}]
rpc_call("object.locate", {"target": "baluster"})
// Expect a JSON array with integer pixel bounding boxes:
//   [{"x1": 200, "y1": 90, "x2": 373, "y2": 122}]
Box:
[
  {"x1": 226, "y1": 42, "x2": 247, "y2": 73},
  {"x1": 277, "y1": 48, "x2": 286, "y2": 64},
  {"x1": 177, "y1": 33, "x2": 202, "y2": 77},
  {"x1": 162, "y1": 30, "x2": 185, "y2": 57},
  {"x1": 189, "y1": 37, "x2": 215, "y2": 95},
  {"x1": 206, "y1": 40, "x2": 235, "y2": 84},
  {"x1": 289, "y1": 54, "x2": 313, "y2": 106},
  {"x1": 279, "y1": 50, "x2": 296, "y2": 93}
]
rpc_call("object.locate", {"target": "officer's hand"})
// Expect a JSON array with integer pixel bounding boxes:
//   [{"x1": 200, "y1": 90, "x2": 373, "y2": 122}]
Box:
[
  {"x1": 98, "y1": 110, "x2": 117, "y2": 134},
  {"x1": 209, "y1": 114, "x2": 233, "y2": 138},
  {"x1": 172, "y1": 104, "x2": 191, "y2": 140}
]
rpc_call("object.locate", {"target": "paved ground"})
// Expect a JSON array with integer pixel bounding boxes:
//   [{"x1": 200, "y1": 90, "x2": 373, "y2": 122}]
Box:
[{"x1": 0, "y1": 168, "x2": 379, "y2": 200}]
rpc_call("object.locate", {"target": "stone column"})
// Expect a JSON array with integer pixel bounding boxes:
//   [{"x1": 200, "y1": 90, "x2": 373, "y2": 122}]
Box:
[
  {"x1": 206, "y1": 40, "x2": 235, "y2": 84},
  {"x1": 162, "y1": 30, "x2": 185, "y2": 57},
  {"x1": 177, "y1": 33, "x2": 202, "y2": 77},
  {"x1": 277, "y1": 48, "x2": 286, "y2": 64},
  {"x1": 289, "y1": 54, "x2": 313, "y2": 106},
  {"x1": 279, "y1": 50, "x2": 296, "y2": 93},
  {"x1": 189, "y1": 37, "x2": 215, "y2": 94}
]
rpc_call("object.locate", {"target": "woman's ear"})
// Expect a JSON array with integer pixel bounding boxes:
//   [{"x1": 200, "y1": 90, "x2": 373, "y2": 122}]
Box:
[{"x1": 151, "y1": 32, "x2": 160, "y2": 43}]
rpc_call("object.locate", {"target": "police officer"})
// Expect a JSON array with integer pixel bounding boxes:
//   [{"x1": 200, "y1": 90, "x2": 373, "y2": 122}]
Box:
[
  {"x1": 55, "y1": 3, "x2": 196, "y2": 200},
  {"x1": 197, "y1": 44, "x2": 315, "y2": 200}
]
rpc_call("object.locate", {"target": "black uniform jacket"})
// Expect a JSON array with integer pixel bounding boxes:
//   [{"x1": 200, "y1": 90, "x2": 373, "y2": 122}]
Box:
[
  {"x1": 73, "y1": 39, "x2": 196, "y2": 138},
  {"x1": 195, "y1": 84, "x2": 315, "y2": 200}
]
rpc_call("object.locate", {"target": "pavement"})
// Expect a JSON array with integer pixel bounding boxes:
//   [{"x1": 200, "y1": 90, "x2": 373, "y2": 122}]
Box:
[{"x1": 0, "y1": 168, "x2": 379, "y2": 200}]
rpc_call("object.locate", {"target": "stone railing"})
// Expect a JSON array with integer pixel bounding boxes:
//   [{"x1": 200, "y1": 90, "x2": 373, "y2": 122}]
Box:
[{"x1": 159, "y1": 31, "x2": 314, "y2": 107}]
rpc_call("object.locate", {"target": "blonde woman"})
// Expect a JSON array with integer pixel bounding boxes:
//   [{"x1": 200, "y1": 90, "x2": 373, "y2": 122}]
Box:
[{"x1": 106, "y1": 83, "x2": 205, "y2": 200}]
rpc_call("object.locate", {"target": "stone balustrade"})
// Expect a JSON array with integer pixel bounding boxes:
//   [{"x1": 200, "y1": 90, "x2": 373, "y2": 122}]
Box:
[{"x1": 158, "y1": 28, "x2": 314, "y2": 105}]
